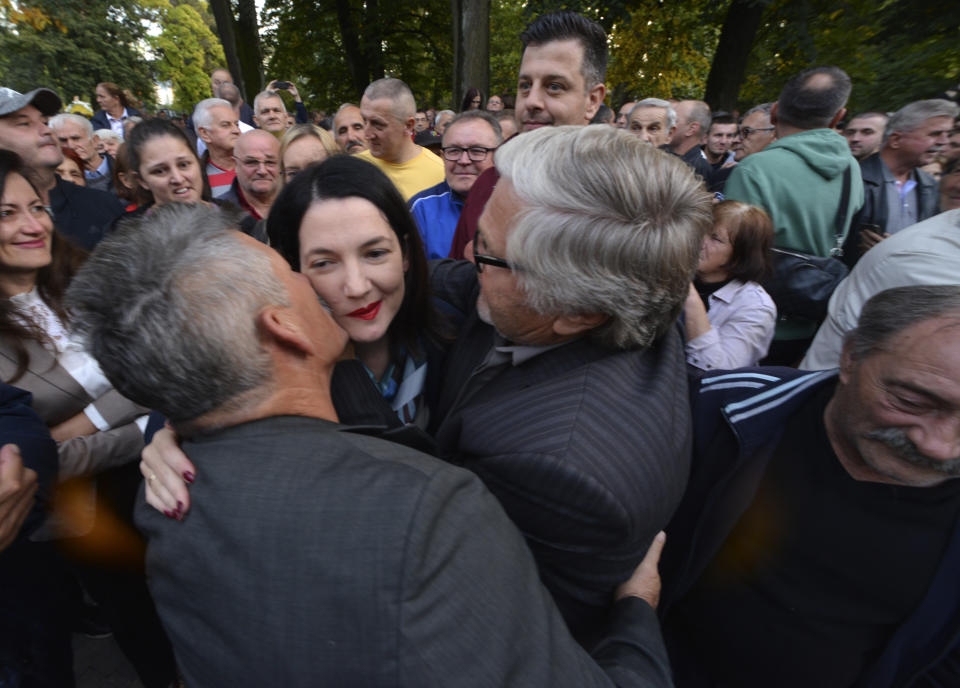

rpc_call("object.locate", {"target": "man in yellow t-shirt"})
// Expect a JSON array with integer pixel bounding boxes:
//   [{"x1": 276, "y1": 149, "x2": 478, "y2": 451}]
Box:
[{"x1": 357, "y1": 78, "x2": 444, "y2": 199}]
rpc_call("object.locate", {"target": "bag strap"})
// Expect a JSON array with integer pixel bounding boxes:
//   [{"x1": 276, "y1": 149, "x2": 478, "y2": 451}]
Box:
[{"x1": 831, "y1": 165, "x2": 852, "y2": 257}]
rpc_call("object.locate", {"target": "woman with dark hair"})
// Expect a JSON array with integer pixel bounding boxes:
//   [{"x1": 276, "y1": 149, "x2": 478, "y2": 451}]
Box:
[
  {"x1": 90, "y1": 82, "x2": 142, "y2": 136},
  {"x1": 684, "y1": 200, "x2": 777, "y2": 370},
  {"x1": 460, "y1": 87, "x2": 484, "y2": 112},
  {"x1": 127, "y1": 118, "x2": 211, "y2": 206},
  {"x1": 268, "y1": 154, "x2": 442, "y2": 424}
]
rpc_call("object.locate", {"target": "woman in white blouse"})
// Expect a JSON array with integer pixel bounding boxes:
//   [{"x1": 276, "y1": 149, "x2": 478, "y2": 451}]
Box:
[
  {"x1": 0, "y1": 150, "x2": 147, "y2": 481},
  {"x1": 684, "y1": 200, "x2": 777, "y2": 371}
]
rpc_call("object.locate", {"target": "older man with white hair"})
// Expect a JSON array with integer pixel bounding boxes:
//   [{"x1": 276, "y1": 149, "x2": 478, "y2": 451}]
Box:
[
  {"x1": 193, "y1": 97, "x2": 242, "y2": 198},
  {"x1": 357, "y1": 77, "x2": 444, "y2": 199},
  {"x1": 50, "y1": 113, "x2": 114, "y2": 192},
  {"x1": 627, "y1": 98, "x2": 677, "y2": 148}
]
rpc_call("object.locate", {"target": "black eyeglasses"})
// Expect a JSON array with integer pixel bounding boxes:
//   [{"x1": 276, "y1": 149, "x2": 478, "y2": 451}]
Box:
[
  {"x1": 739, "y1": 126, "x2": 775, "y2": 138},
  {"x1": 473, "y1": 253, "x2": 512, "y2": 273},
  {"x1": 442, "y1": 146, "x2": 497, "y2": 162}
]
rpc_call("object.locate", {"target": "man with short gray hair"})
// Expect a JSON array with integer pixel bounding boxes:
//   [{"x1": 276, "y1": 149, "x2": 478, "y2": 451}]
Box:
[
  {"x1": 357, "y1": 77, "x2": 444, "y2": 199},
  {"x1": 668, "y1": 100, "x2": 714, "y2": 183},
  {"x1": 627, "y1": 98, "x2": 676, "y2": 147},
  {"x1": 431, "y1": 124, "x2": 711, "y2": 644},
  {"x1": 193, "y1": 97, "x2": 241, "y2": 197},
  {"x1": 842, "y1": 99, "x2": 959, "y2": 265},
  {"x1": 661, "y1": 284, "x2": 960, "y2": 686},
  {"x1": 67, "y1": 202, "x2": 676, "y2": 687},
  {"x1": 49, "y1": 113, "x2": 114, "y2": 192}
]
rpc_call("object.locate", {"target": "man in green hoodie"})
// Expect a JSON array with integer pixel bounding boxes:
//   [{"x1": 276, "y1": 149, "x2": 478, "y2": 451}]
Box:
[{"x1": 724, "y1": 66, "x2": 864, "y2": 365}]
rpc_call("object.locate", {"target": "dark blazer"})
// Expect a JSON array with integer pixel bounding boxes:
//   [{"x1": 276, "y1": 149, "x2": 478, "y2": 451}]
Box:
[
  {"x1": 429, "y1": 260, "x2": 692, "y2": 645},
  {"x1": 89, "y1": 107, "x2": 142, "y2": 133},
  {"x1": 49, "y1": 175, "x2": 125, "y2": 251},
  {"x1": 136, "y1": 415, "x2": 674, "y2": 687},
  {"x1": 843, "y1": 153, "x2": 940, "y2": 266}
]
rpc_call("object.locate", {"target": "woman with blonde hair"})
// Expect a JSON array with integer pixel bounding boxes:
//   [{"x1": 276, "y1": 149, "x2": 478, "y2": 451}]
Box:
[{"x1": 279, "y1": 124, "x2": 339, "y2": 184}]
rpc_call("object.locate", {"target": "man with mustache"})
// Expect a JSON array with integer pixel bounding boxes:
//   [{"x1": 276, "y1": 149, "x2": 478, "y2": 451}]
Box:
[{"x1": 659, "y1": 284, "x2": 960, "y2": 688}]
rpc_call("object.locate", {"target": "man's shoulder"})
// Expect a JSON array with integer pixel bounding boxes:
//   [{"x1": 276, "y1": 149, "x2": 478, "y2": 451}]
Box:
[{"x1": 409, "y1": 180, "x2": 453, "y2": 207}]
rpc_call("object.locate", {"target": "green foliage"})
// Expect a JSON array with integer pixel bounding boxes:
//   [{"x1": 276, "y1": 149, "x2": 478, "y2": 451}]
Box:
[
  {"x1": 0, "y1": 0, "x2": 156, "y2": 109},
  {"x1": 607, "y1": 0, "x2": 723, "y2": 102},
  {"x1": 146, "y1": 0, "x2": 226, "y2": 111},
  {"x1": 262, "y1": 0, "x2": 453, "y2": 111},
  {"x1": 489, "y1": 0, "x2": 527, "y2": 99}
]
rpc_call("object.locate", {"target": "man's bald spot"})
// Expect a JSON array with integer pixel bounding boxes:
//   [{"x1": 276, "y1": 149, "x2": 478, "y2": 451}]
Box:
[{"x1": 235, "y1": 129, "x2": 279, "y2": 156}]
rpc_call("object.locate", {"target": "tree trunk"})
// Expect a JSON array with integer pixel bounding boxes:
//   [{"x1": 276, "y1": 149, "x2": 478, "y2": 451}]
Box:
[
  {"x1": 334, "y1": 0, "x2": 370, "y2": 99},
  {"x1": 452, "y1": 0, "x2": 489, "y2": 108},
  {"x1": 235, "y1": 0, "x2": 263, "y2": 99},
  {"x1": 704, "y1": 0, "x2": 770, "y2": 112},
  {"x1": 208, "y1": 0, "x2": 246, "y2": 100}
]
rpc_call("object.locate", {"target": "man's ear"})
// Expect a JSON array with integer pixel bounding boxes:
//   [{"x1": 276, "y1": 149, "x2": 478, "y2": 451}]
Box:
[
  {"x1": 769, "y1": 102, "x2": 779, "y2": 126},
  {"x1": 584, "y1": 83, "x2": 606, "y2": 122},
  {"x1": 258, "y1": 306, "x2": 315, "y2": 356},
  {"x1": 197, "y1": 126, "x2": 212, "y2": 145},
  {"x1": 838, "y1": 338, "x2": 857, "y2": 385},
  {"x1": 403, "y1": 115, "x2": 416, "y2": 135},
  {"x1": 553, "y1": 312, "x2": 609, "y2": 337}
]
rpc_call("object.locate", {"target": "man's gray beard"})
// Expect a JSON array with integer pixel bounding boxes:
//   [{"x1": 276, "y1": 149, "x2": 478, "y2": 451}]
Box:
[{"x1": 863, "y1": 427, "x2": 960, "y2": 477}]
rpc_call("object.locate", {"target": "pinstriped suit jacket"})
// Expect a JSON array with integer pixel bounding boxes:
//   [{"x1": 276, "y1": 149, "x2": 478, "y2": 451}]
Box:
[{"x1": 430, "y1": 261, "x2": 693, "y2": 644}]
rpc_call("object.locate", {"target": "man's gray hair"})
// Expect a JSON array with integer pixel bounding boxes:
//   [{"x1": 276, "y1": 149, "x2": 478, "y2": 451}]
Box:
[
  {"x1": 218, "y1": 82, "x2": 242, "y2": 107},
  {"x1": 435, "y1": 109, "x2": 455, "y2": 127},
  {"x1": 845, "y1": 285, "x2": 960, "y2": 362},
  {"x1": 496, "y1": 125, "x2": 711, "y2": 349},
  {"x1": 94, "y1": 128, "x2": 122, "y2": 143},
  {"x1": 254, "y1": 90, "x2": 287, "y2": 115},
  {"x1": 362, "y1": 78, "x2": 416, "y2": 120},
  {"x1": 49, "y1": 113, "x2": 94, "y2": 138},
  {"x1": 741, "y1": 102, "x2": 773, "y2": 122},
  {"x1": 883, "y1": 99, "x2": 960, "y2": 145},
  {"x1": 685, "y1": 100, "x2": 712, "y2": 133},
  {"x1": 776, "y1": 66, "x2": 851, "y2": 130},
  {"x1": 443, "y1": 110, "x2": 503, "y2": 145},
  {"x1": 66, "y1": 203, "x2": 290, "y2": 428},
  {"x1": 630, "y1": 98, "x2": 677, "y2": 130},
  {"x1": 193, "y1": 98, "x2": 233, "y2": 131}
]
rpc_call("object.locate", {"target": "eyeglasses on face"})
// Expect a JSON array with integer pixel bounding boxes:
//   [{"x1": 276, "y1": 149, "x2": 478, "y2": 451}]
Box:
[
  {"x1": 441, "y1": 146, "x2": 497, "y2": 162},
  {"x1": 235, "y1": 157, "x2": 279, "y2": 169},
  {"x1": 739, "y1": 126, "x2": 775, "y2": 138},
  {"x1": 473, "y1": 253, "x2": 512, "y2": 273}
]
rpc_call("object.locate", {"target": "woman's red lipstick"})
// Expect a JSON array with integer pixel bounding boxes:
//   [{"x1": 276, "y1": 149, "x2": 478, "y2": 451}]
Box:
[{"x1": 346, "y1": 301, "x2": 382, "y2": 320}]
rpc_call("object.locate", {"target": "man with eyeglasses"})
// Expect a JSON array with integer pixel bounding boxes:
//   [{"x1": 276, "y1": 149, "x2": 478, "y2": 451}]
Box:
[
  {"x1": 357, "y1": 78, "x2": 445, "y2": 199},
  {"x1": 221, "y1": 130, "x2": 280, "y2": 221},
  {"x1": 408, "y1": 111, "x2": 502, "y2": 259},
  {"x1": 731, "y1": 103, "x2": 776, "y2": 162},
  {"x1": 429, "y1": 124, "x2": 708, "y2": 646}
]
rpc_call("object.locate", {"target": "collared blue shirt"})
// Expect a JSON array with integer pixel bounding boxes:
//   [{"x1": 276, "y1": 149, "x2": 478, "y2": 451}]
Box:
[{"x1": 408, "y1": 180, "x2": 464, "y2": 259}]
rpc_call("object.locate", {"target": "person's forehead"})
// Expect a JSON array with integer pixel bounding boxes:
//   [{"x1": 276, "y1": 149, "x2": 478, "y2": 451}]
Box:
[
  {"x1": 742, "y1": 111, "x2": 770, "y2": 127},
  {"x1": 209, "y1": 105, "x2": 237, "y2": 122},
  {"x1": 519, "y1": 39, "x2": 587, "y2": 83},
  {"x1": 910, "y1": 115, "x2": 954, "y2": 133},
  {"x1": 361, "y1": 98, "x2": 398, "y2": 122},
  {"x1": 443, "y1": 119, "x2": 497, "y2": 146},
  {"x1": 710, "y1": 123, "x2": 738, "y2": 135},
  {"x1": 631, "y1": 107, "x2": 668, "y2": 126},
  {"x1": 259, "y1": 97, "x2": 284, "y2": 113},
  {"x1": 0, "y1": 104, "x2": 41, "y2": 124},
  {"x1": 57, "y1": 120, "x2": 86, "y2": 136},
  {"x1": 867, "y1": 317, "x2": 960, "y2": 395},
  {"x1": 212, "y1": 70, "x2": 232, "y2": 81},
  {"x1": 237, "y1": 134, "x2": 279, "y2": 157},
  {"x1": 849, "y1": 115, "x2": 885, "y2": 130},
  {"x1": 335, "y1": 107, "x2": 363, "y2": 127}
]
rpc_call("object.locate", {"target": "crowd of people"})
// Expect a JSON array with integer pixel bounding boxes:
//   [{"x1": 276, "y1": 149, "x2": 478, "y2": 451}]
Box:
[{"x1": 1, "y1": 8, "x2": 959, "y2": 688}]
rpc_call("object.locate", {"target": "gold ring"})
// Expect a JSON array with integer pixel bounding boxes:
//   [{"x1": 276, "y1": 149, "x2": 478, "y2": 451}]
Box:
[{"x1": 148, "y1": 473, "x2": 157, "y2": 483}]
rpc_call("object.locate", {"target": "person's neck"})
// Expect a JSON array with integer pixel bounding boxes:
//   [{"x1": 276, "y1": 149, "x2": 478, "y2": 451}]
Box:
[
  {"x1": 879, "y1": 148, "x2": 915, "y2": 183},
  {"x1": 696, "y1": 269, "x2": 729, "y2": 284},
  {"x1": 387, "y1": 138, "x2": 421, "y2": 165},
  {"x1": 32, "y1": 167, "x2": 56, "y2": 201},
  {"x1": 703, "y1": 147, "x2": 723, "y2": 165},
  {"x1": 208, "y1": 147, "x2": 235, "y2": 171},
  {"x1": 0, "y1": 271, "x2": 38, "y2": 298},
  {"x1": 670, "y1": 137, "x2": 699, "y2": 156},
  {"x1": 774, "y1": 122, "x2": 810, "y2": 139},
  {"x1": 107, "y1": 104, "x2": 124, "y2": 119},
  {"x1": 180, "y1": 379, "x2": 339, "y2": 438},
  {"x1": 355, "y1": 336, "x2": 392, "y2": 381},
  {"x1": 83, "y1": 153, "x2": 102, "y2": 173},
  {"x1": 244, "y1": 187, "x2": 276, "y2": 217}
]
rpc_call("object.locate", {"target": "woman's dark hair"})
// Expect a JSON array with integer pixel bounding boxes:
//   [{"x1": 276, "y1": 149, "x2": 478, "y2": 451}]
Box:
[
  {"x1": 712, "y1": 200, "x2": 774, "y2": 283},
  {"x1": 126, "y1": 118, "x2": 212, "y2": 203},
  {"x1": 0, "y1": 150, "x2": 87, "y2": 382},
  {"x1": 112, "y1": 142, "x2": 152, "y2": 207},
  {"x1": 460, "y1": 87, "x2": 484, "y2": 112},
  {"x1": 267, "y1": 154, "x2": 434, "y2": 357}
]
